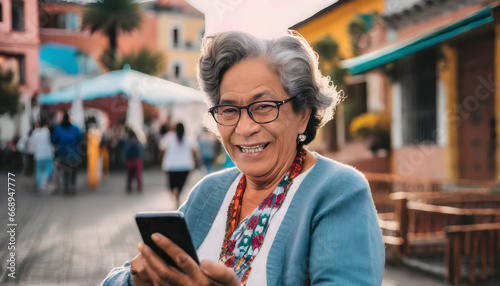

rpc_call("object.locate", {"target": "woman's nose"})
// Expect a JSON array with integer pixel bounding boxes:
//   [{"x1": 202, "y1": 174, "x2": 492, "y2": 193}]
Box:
[{"x1": 235, "y1": 109, "x2": 260, "y2": 136}]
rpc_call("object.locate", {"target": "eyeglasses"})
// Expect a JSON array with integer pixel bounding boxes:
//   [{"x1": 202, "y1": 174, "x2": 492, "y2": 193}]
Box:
[{"x1": 208, "y1": 98, "x2": 293, "y2": 126}]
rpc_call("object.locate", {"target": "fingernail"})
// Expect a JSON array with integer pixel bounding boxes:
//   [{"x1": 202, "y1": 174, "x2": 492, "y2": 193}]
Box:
[
  {"x1": 137, "y1": 243, "x2": 144, "y2": 252},
  {"x1": 151, "y1": 233, "x2": 160, "y2": 241},
  {"x1": 177, "y1": 255, "x2": 187, "y2": 267},
  {"x1": 201, "y1": 259, "x2": 214, "y2": 270}
]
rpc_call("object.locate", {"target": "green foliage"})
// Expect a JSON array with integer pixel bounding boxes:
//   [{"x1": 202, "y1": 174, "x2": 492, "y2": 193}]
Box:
[
  {"x1": 348, "y1": 12, "x2": 377, "y2": 56},
  {"x1": 0, "y1": 68, "x2": 20, "y2": 116},
  {"x1": 313, "y1": 36, "x2": 346, "y2": 85},
  {"x1": 101, "y1": 48, "x2": 165, "y2": 76},
  {"x1": 82, "y1": 0, "x2": 143, "y2": 58},
  {"x1": 313, "y1": 36, "x2": 338, "y2": 62},
  {"x1": 329, "y1": 66, "x2": 347, "y2": 86}
]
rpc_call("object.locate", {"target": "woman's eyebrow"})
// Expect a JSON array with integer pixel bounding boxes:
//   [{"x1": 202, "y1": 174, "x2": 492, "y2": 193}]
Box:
[
  {"x1": 252, "y1": 91, "x2": 271, "y2": 101},
  {"x1": 219, "y1": 91, "x2": 276, "y2": 105}
]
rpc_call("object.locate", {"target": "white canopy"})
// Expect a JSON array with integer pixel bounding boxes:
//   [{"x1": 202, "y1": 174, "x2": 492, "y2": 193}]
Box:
[{"x1": 38, "y1": 69, "x2": 205, "y2": 106}]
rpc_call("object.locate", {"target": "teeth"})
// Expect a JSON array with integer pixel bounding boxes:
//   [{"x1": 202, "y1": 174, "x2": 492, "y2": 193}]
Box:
[{"x1": 240, "y1": 144, "x2": 266, "y2": 153}]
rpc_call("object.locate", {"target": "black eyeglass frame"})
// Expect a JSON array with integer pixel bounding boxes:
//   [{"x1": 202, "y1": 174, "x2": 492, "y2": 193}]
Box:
[{"x1": 208, "y1": 98, "x2": 293, "y2": 126}]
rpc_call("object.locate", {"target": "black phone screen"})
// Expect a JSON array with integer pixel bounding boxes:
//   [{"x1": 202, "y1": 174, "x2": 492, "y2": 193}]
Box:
[{"x1": 135, "y1": 211, "x2": 199, "y2": 268}]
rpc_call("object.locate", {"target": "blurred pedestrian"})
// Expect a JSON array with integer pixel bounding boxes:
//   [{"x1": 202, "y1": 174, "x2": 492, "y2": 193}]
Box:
[
  {"x1": 51, "y1": 111, "x2": 83, "y2": 195},
  {"x1": 159, "y1": 122, "x2": 198, "y2": 206},
  {"x1": 87, "y1": 118, "x2": 101, "y2": 189},
  {"x1": 2, "y1": 135, "x2": 20, "y2": 171},
  {"x1": 28, "y1": 118, "x2": 54, "y2": 192},
  {"x1": 198, "y1": 128, "x2": 219, "y2": 173},
  {"x1": 125, "y1": 129, "x2": 144, "y2": 193},
  {"x1": 16, "y1": 128, "x2": 34, "y2": 176}
]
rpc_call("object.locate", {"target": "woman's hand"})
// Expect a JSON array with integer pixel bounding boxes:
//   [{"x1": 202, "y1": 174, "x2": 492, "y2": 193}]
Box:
[
  {"x1": 130, "y1": 254, "x2": 153, "y2": 286},
  {"x1": 138, "y1": 233, "x2": 240, "y2": 286}
]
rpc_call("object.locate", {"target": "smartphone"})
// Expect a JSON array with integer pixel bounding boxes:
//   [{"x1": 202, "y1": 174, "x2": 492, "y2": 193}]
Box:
[{"x1": 135, "y1": 211, "x2": 199, "y2": 269}]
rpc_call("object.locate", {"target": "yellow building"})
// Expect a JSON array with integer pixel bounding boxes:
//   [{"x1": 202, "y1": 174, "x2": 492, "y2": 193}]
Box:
[
  {"x1": 340, "y1": 1, "x2": 500, "y2": 182},
  {"x1": 293, "y1": 0, "x2": 385, "y2": 153},
  {"x1": 155, "y1": 0, "x2": 205, "y2": 88},
  {"x1": 295, "y1": 0, "x2": 384, "y2": 60}
]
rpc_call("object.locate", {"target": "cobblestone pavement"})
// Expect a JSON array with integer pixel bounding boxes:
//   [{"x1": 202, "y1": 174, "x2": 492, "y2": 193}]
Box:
[{"x1": 0, "y1": 167, "x2": 452, "y2": 285}]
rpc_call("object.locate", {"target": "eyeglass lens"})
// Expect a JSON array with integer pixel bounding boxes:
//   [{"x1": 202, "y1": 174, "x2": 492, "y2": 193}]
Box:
[{"x1": 214, "y1": 101, "x2": 280, "y2": 125}]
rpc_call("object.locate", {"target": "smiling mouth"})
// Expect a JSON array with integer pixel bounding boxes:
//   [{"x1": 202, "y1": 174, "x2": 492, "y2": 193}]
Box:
[{"x1": 237, "y1": 143, "x2": 270, "y2": 154}]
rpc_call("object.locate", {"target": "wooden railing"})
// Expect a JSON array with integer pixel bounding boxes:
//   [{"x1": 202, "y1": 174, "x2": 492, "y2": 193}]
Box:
[
  {"x1": 364, "y1": 172, "x2": 441, "y2": 214},
  {"x1": 444, "y1": 223, "x2": 500, "y2": 285},
  {"x1": 372, "y1": 184, "x2": 500, "y2": 284}
]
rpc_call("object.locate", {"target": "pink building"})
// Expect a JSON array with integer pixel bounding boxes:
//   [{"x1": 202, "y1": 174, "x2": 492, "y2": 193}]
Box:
[
  {"x1": 39, "y1": 1, "x2": 158, "y2": 72},
  {"x1": 0, "y1": 0, "x2": 40, "y2": 98}
]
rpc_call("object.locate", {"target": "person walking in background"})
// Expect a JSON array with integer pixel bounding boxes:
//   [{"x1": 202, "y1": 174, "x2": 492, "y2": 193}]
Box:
[
  {"x1": 51, "y1": 111, "x2": 83, "y2": 195},
  {"x1": 28, "y1": 118, "x2": 54, "y2": 192},
  {"x1": 159, "y1": 122, "x2": 198, "y2": 207},
  {"x1": 124, "y1": 129, "x2": 144, "y2": 193},
  {"x1": 16, "y1": 127, "x2": 35, "y2": 177},
  {"x1": 198, "y1": 128, "x2": 219, "y2": 173},
  {"x1": 86, "y1": 118, "x2": 101, "y2": 190}
]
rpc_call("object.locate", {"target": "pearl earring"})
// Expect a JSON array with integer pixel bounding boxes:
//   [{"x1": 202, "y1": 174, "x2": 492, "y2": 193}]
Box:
[{"x1": 298, "y1": 134, "x2": 307, "y2": 142}]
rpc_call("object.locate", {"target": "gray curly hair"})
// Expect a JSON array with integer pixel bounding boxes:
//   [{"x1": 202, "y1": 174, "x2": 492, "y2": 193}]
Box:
[{"x1": 196, "y1": 30, "x2": 342, "y2": 146}]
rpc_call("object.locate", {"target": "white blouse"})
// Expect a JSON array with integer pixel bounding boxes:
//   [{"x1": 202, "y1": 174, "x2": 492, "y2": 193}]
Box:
[{"x1": 197, "y1": 166, "x2": 314, "y2": 285}]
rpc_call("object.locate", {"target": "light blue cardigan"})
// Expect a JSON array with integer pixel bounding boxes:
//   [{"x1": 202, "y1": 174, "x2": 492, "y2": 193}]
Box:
[{"x1": 101, "y1": 154, "x2": 385, "y2": 285}]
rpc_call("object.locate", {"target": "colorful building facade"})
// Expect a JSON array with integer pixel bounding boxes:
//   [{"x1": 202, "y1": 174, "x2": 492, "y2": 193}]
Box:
[
  {"x1": 341, "y1": 0, "x2": 500, "y2": 182},
  {"x1": 154, "y1": 0, "x2": 205, "y2": 88},
  {"x1": 0, "y1": 0, "x2": 40, "y2": 98},
  {"x1": 39, "y1": 1, "x2": 158, "y2": 71},
  {"x1": 294, "y1": 0, "x2": 385, "y2": 153},
  {"x1": 0, "y1": 0, "x2": 40, "y2": 143}
]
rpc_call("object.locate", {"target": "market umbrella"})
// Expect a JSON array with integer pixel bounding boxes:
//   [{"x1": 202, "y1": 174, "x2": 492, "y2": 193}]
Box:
[
  {"x1": 38, "y1": 69, "x2": 205, "y2": 106},
  {"x1": 71, "y1": 92, "x2": 85, "y2": 131},
  {"x1": 126, "y1": 89, "x2": 145, "y2": 142}
]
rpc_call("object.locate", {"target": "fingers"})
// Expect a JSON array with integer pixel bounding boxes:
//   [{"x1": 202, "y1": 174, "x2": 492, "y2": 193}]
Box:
[
  {"x1": 130, "y1": 254, "x2": 152, "y2": 286},
  {"x1": 139, "y1": 234, "x2": 237, "y2": 286},
  {"x1": 139, "y1": 242, "x2": 184, "y2": 286},
  {"x1": 150, "y1": 233, "x2": 201, "y2": 277},
  {"x1": 201, "y1": 260, "x2": 240, "y2": 286}
]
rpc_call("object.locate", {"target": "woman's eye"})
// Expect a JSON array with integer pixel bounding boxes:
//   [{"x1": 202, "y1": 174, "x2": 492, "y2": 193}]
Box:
[
  {"x1": 255, "y1": 104, "x2": 274, "y2": 111},
  {"x1": 221, "y1": 107, "x2": 238, "y2": 114}
]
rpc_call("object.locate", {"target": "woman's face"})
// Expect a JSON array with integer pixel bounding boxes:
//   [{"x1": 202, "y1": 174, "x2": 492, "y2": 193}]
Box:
[{"x1": 217, "y1": 58, "x2": 310, "y2": 179}]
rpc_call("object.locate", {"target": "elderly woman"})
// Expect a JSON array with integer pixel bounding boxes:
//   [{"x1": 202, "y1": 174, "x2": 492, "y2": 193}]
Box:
[{"x1": 102, "y1": 31, "x2": 384, "y2": 286}]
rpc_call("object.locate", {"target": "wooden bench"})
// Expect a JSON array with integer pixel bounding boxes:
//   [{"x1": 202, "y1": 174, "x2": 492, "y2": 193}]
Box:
[
  {"x1": 379, "y1": 189, "x2": 499, "y2": 262},
  {"x1": 365, "y1": 172, "x2": 441, "y2": 214},
  {"x1": 404, "y1": 195, "x2": 500, "y2": 257},
  {"x1": 444, "y1": 222, "x2": 500, "y2": 285}
]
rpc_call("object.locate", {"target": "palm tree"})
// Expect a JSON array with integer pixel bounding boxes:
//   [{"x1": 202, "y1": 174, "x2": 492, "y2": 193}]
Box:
[
  {"x1": 82, "y1": 0, "x2": 143, "y2": 61},
  {"x1": 101, "y1": 47, "x2": 165, "y2": 76}
]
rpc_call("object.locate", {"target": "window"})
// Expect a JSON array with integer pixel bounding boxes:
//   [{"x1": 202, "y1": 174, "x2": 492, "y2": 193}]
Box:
[
  {"x1": 344, "y1": 82, "x2": 367, "y2": 141},
  {"x1": 61, "y1": 12, "x2": 81, "y2": 30},
  {"x1": 18, "y1": 55, "x2": 25, "y2": 84},
  {"x1": 172, "y1": 28, "x2": 179, "y2": 48},
  {"x1": 174, "y1": 64, "x2": 180, "y2": 78},
  {"x1": 41, "y1": 13, "x2": 57, "y2": 28},
  {"x1": 398, "y1": 49, "x2": 437, "y2": 145},
  {"x1": 170, "y1": 24, "x2": 184, "y2": 49},
  {"x1": 11, "y1": 0, "x2": 24, "y2": 31},
  {"x1": 200, "y1": 28, "x2": 205, "y2": 41},
  {"x1": 0, "y1": 54, "x2": 25, "y2": 84}
]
